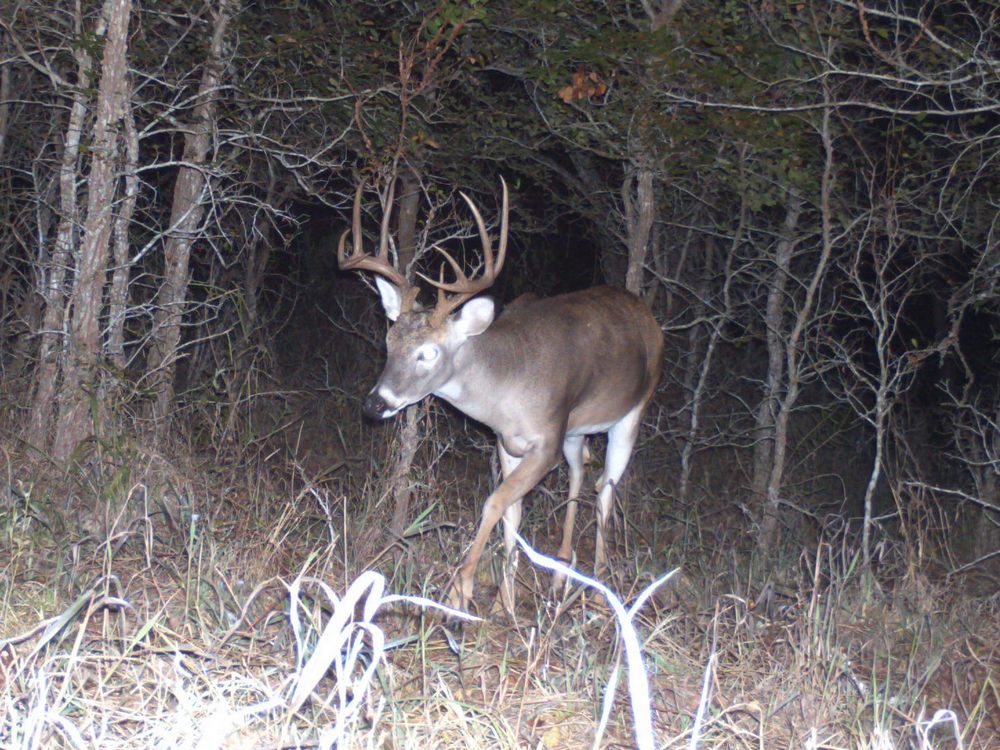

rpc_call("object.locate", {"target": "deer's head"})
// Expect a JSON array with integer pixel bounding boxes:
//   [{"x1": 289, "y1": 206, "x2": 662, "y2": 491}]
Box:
[{"x1": 338, "y1": 179, "x2": 508, "y2": 419}]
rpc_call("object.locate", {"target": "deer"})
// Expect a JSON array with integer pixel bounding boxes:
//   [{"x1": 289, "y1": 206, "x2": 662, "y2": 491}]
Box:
[{"x1": 338, "y1": 177, "x2": 663, "y2": 614}]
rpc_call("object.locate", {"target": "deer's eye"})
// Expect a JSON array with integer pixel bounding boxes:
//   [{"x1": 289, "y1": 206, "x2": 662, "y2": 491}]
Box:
[{"x1": 416, "y1": 345, "x2": 440, "y2": 363}]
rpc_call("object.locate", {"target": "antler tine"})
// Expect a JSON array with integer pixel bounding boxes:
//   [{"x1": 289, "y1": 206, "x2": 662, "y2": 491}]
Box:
[
  {"x1": 498, "y1": 176, "x2": 509, "y2": 265},
  {"x1": 377, "y1": 177, "x2": 397, "y2": 260},
  {"x1": 337, "y1": 178, "x2": 412, "y2": 296},
  {"x1": 432, "y1": 244, "x2": 468, "y2": 282},
  {"x1": 336, "y1": 182, "x2": 365, "y2": 267},
  {"x1": 428, "y1": 245, "x2": 468, "y2": 309},
  {"x1": 351, "y1": 180, "x2": 365, "y2": 258},
  {"x1": 436, "y1": 261, "x2": 449, "y2": 310},
  {"x1": 421, "y1": 179, "x2": 510, "y2": 317}
]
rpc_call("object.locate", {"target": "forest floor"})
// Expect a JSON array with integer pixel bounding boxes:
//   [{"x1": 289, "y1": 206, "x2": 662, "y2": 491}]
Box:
[{"x1": 0, "y1": 401, "x2": 998, "y2": 749}]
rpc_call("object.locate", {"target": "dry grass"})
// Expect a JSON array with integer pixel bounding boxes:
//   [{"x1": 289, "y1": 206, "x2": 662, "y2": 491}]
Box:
[{"x1": 0, "y1": 420, "x2": 997, "y2": 750}]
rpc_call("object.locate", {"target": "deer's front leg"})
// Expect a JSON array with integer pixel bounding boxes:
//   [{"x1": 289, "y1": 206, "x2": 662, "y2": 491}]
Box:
[
  {"x1": 449, "y1": 443, "x2": 557, "y2": 613},
  {"x1": 497, "y1": 442, "x2": 523, "y2": 615}
]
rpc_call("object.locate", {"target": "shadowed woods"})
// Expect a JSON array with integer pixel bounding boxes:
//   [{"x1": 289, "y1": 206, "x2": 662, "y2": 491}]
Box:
[{"x1": 1, "y1": 0, "x2": 999, "y2": 747}]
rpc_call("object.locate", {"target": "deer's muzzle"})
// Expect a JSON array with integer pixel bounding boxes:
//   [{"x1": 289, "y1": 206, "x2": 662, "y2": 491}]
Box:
[{"x1": 362, "y1": 391, "x2": 392, "y2": 420}]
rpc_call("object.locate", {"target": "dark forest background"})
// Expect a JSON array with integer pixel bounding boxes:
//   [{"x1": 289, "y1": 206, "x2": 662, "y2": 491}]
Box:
[{"x1": 1, "y1": 1, "x2": 999, "y2": 745}]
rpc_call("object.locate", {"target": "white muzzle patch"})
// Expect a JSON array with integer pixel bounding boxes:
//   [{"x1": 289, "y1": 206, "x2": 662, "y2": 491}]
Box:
[{"x1": 378, "y1": 386, "x2": 408, "y2": 416}]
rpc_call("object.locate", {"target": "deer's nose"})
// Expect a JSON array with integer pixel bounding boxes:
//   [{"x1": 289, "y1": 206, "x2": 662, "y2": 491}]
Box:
[{"x1": 362, "y1": 391, "x2": 390, "y2": 420}]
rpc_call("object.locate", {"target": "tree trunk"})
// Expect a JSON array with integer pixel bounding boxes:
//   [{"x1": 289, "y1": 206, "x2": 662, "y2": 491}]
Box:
[
  {"x1": 678, "y1": 238, "x2": 713, "y2": 507},
  {"x1": 147, "y1": 0, "x2": 230, "y2": 438},
  {"x1": 25, "y1": 21, "x2": 95, "y2": 450},
  {"x1": 0, "y1": 32, "x2": 10, "y2": 164},
  {"x1": 750, "y1": 193, "x2": 802, "y2": 545},
  {"x1": 396, "y1": 170, "x2": 420, "y2": 278},
  {"x1": 861, "y1": 388, "x2": 887, "y2": 569},
  {"x1": 51, "y1": 0, "x2": 132, "y2": 462},
  {"x1": 623, "y1": 166, "x2": 655, "y2": 298},
  {"x1": 387, "y1": 169, "x2": 423, "y2": 536},
  {"x1": 8, "y1": 173, "x2": 57, "y2": 387},
  {"x1": 758, "y1": 104, "x2": 836, "y2": 552},
  {"x1": 678, "y1": 224, "x2": 741, "y2": 509},
  {"x1": 107, "y1": 102, "x2": 139, "y2": 370},
  {"x1": 971, "y1": 403, "x2": 1000, "y2": 572}
]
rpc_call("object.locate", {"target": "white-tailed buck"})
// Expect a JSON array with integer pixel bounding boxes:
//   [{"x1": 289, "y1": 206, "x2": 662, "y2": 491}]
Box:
[{"x1": 339, "y1": 178, "x2": 663, "y2": 613}]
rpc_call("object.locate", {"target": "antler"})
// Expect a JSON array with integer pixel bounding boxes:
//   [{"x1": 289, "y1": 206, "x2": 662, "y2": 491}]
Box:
[
  {"x1": 337, "y1": 178, "x2": 418, "y2": 310},
  {"x1": 421, "y1": 178, "x2": 509, "y2": 320}
]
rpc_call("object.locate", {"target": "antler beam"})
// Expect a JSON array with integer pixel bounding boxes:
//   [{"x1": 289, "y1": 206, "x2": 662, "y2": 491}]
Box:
[
  {"x1": 337, "y1": 178, "x2": 415, "y2": 304},
  {"x1": 419, "y1": 178, "x2": 509, "y2": 319}
]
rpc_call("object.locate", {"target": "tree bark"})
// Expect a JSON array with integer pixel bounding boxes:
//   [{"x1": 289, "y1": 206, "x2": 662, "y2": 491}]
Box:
[
  {"x1": 388, "y1": 168, "x2": 423, "y2": 536},
  {"x1": 678, "y1": 238, "x2": 714, "y2": 507},
  {"x1": 971, "y1": 403, "x2": 1000, "y2": 571},
  {"x1": 0, "y1": 32, "x2": 10, "y2": 165},
  {"x1": 107, "y1": 99, "x2": 139, "y2": 370},
  {"x1": 758, "y1": 105, "x2": 836, "y2": 552},
  {"x1": 750, "y1": 193, "x2": 802, "y2": 544},
  {"x1": 51, "y1": 0, "x2": 131, "y2": 462},
  {"x1": 6, "y1": 175, "x2": 55, "y2": 386},
  {"x1": 147, "y1": 0, "x2": 230, "y2": 438},
  {"x1": 396, "y1": 170, "x2": 421, "y2": 276},
  {"x1": 678, "y1": 219, "x2": 741, "y2": 508},
  {"x1": 623, "y1": 166, "x2": 655, "y2": 298},
  {"x1": 25, "y1": 16, "x2": 96, "y2": 450}
]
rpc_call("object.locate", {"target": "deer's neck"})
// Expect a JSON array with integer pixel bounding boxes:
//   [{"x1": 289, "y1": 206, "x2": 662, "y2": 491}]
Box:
[{"x1": 432, "y1": 332, "x2": 519, "y2": 430}]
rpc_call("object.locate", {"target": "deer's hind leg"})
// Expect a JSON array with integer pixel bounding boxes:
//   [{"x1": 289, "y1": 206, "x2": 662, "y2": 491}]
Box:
[
  {"x1": 549, "y1": 434, "x2": 586, "y2": 597},
  {"x1": 594, "y1": 406, "x2": 644, "y2": 575}
]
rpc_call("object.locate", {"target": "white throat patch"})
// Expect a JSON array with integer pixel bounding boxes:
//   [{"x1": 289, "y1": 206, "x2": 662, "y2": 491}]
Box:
[{"x1": 433, "y1": 380, "x2": 464, "y2": 402}]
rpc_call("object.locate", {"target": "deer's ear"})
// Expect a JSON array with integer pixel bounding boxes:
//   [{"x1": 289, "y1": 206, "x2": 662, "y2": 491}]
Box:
[
  {"x1": 453, "y1": 297, "x2": 495, "y2": 337},
  {"x1": 375, "y1": 276, "x2": 402, "y2": 321}
]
